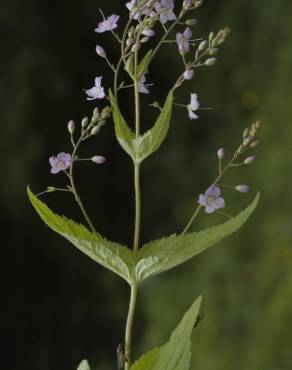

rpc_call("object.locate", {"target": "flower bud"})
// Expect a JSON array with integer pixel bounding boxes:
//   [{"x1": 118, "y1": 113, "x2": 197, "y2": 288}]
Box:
[
  {"x1": 205, "y1": 57, "x2": 217, "y2": 66},
  {"x1": 91, "y1": 125, "x2": 101, "y2": 135},
  {"x1": 141, "y1": 36, "x2": 150, "y2": 43},
  {"x1": 217, "y1": 147, "x2": 225, "y2": 159},
  {"x1": 81, "y1": 117, "x2": 89, "y2": 128},
  {"x1": 183, "y1": 0, "x2": 193, "y2": 9},
  {"x1": 183, "y1": 69, "x2": 194, "y2": 80},
  {"x1": 185, "y1": 19, "x2": 197, "y2": 26},
  {"x1": 243, "y1": 137, "x2": 252, "y2": 146},
  {"x1": 101, "y1": 106, "x2": 111, "y2": 119},
  {"x1": 209, "y1": 48, "x2": 218, "y2": 55},
  {"x1": 92, "y1": 155, "x2": 106, "y2": 164},
  {"x1": 194, "y1": 0, "x2": 203, "y2": 8},
  {"x1": 198, "y1": 40, "x2": 208, "y2": 51},
  {"x1": 96, "y1": 45, "x2": 106, "y2": 58},
  {"x1": 67, "y1": 120, "x2": 75, "y2": 134},
  {"x1": 244, "y1": 156, "x2": 256, "y2": 165},
  {"x1": 47, "y1": 186, "x2": 56, "y2": 193},
  {"x1": 131, "y1": 42, "x2": 141, "y2": 52},
  {"x1": 250, "y1": 140, "x2": 259, "y2": 148},
  {"x1": 142, "y1": 28, "x2": 155, "y2": 37},
  {"x1": 235, "y1": 185, "x2": 250, "y2": 193}
]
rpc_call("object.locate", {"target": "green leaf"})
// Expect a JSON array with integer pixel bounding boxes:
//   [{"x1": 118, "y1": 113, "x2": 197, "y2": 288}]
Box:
[
  {"x1": 27, "y1": 188, "x2": 134, "y2": 284},
  {"x1": 124, "y1": 53, "x2": 135, "y2": 77},
  {"x1": 133, "y1": 91, "x2": 173, "y2": 162},
  {"x1": 137, "y1": 50, "x2": 153, "y2": 77},
  {"x1": 130, "y1": 297, "x2": 202, "y2": 370},
  {"x1": 131, "y1": 348, "x2": 160, "y2": 370},
  {"x1": 135, "y1": 193, "x2": 260, "y2": 283},
  {"x1": 110, "y1": 90, "x2": 173, "y2": 163},
  {"x1": 77, "y1": 360, "x2": 90, "y2": 370},
  {"x1": 109, "y1": 90, "x2": 136, "y2": 161}
]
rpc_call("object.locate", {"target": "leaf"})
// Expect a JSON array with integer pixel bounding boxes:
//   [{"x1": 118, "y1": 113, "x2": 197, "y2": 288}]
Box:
[
  {"x1": 131, "y1": 348, "x2": 160, "y2": 370},
  {"x1": 130, "y1": 297, "x2": 202, "y2": 370},
  {"x1": 124, "y1": 53, "x2": 135, "y2": 77},
  {"x1": 137, "y1": 50, "x2": 153, "y2": 77},
  {"x1": 110, "y1": 90, "x2": 173, "y2": 163},
  {"x1": 28, "y1": 188, "x2": 135, "y2": 284},
  {"x1": 77, "y1": 360, "x2": 90, "y2": 370},
  {"x1": 109, "y1": 90, "x2": 136, "y2": 161},
  {"x1": 133, "y1": 91, "x2": 173, "y2": 163},
  {"x1": 135, "y1": 193, "x2": 260, "y2": 283}
]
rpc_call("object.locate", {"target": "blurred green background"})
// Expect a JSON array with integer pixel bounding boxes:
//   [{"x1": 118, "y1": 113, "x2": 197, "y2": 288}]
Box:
[{"x1": 1, "y1": 0, "x2": 292, "y2": 369}]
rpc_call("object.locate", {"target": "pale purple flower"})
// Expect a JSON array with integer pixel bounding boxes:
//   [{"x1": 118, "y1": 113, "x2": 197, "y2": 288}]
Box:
[
  {"x1": 95, "y1": 14, "x2": 120, "y2": 33},
  {"x1": 49, "y1": 153, "x2": 72, "y2": 174},
  {"x1": 183, "y1": 69, "x2": 194, "y2": 80},
  {"x1": 85, "y1": 77, "x2": 105, "y2": 101},
  {"x1": 154, "y1": 0, "x2": 176, "y2": 24},
  {"x1": 188, "y1": 93, "x2": 200, "y2": 119},
  {"x1": 198, "y1": 185, "x2": 225, "y2": 214},
  {"x1": 139, "y1": 75, "x2": 150, "y2": 94},
  {"x1": 126, "y1": 0, "x2": 152, "y2": 19},
  {"x1": 92, "y1": 155, "x2": 106, "y2": 164},
  {"x1": 176, "y1": 27, "x2": 192, "y2": 55}
]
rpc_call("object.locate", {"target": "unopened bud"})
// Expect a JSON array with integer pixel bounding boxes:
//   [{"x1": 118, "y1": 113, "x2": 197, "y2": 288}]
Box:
[
  {"x1": 81, "y1": 117, "x2": 89, "y2": 128},
  {"x1": 209, "y1": 48, "x2": 218, "y2": 55},
  {"x1": 243, "y1": 137, "x2": 252, "y2": 146},
  {"x1": 67, "y1": 120, "x2": 75, "y2": 134},
  {"x1": 217, "y1": 147, "x2": 225, "y2": 159},
  {"x1": 243, "y1": 128, "x2": 249, "y2": 138},
  {"x1": 142, "y1": 28, "x2": 155, "y2": 37},
  {"x1": 92, "y1": 155, "x2": 106, "y2": 164},
  {"x1": 183, "y1": 69, "x2": 194, "y2": 80},
  {"x1": 131, "y1": 43, "x2": 141, "y2": 52},
  {"x1": 198, "y1": 40, "x2": 208, "y2": 51},
  {"x1": 47, "y1": 186, "x2": 56, "y2": 193},
  {"x1": 194, "y1": 0, "x2": 203, "y2": 8},
  {"x1": 186, "y1": 19, "x2": 197, "y2": 26},
  {"x1": 244, "y1": 156, "x2": 256, "y2": 165},
  {"x1": 101, "y1": 106, "x2": 111, "y2": 119},
  {"x1": 250, "y1": 140, "x2": 259, "y2": 148},
  {"x1": 141, "y1": 36, "x2": 150, "y2": 43},
  {"x1": 96, "y1": 45, "x2": 106, "y2": 58},
  {"x1": 183, "y1": 0, "x2": 193, "y2": 9},
  {"x1": 235, "y1": 185, "x2": 250, "y2": 193},
  {"x1": 255, "y1": 120, "x2": 262, "y2": 129},
  {"x1": 91, "y1": 125, "x2": 101, "y2": 135},
  {"x1": 205, "y1": 58, "x2": 217, "y2": 66}
]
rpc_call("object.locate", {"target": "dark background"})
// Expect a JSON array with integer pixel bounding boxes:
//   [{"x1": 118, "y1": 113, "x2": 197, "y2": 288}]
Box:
[{"x1": 1, "y1": 0, "x2": 292, "y2": 369}]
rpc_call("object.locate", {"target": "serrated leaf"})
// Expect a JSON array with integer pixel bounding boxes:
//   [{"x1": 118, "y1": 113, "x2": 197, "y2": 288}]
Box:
[
  {"x1": 28, "y1": 188, "x2": 134, "y2": 284},
  {"x1": 131, "y1": 297, "x2": 202, "y2": 370},
  {"x1": 110, "y1": 91, "x2": 173, "y2": 163},
  {"x1": 137, "y1": 50, "x2": 153, "y2": 77},
  {"x1": 133, "y1": 91, "x2": 173, "y2": 162},
  {"x1": 135, "y1": 193, "x2": 260, "y2": 283},
  {"x1": 109, "y1": 90, "x2": 136, "y2": 160},
  {"x1": 131, "y1": 348, "x2": 160, "y2": 370},
  {"x1": 77, "y1": 360, "x2": 90, "y2": 370}
]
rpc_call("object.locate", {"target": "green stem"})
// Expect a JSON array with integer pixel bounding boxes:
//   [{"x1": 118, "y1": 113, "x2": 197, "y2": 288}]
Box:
[
  {"x1": 69, "y1": 138, "x2": 97, "y2": 233},
  {"x1": 133, "y1": 162, "x2": 141, "y2": 253},
  {"x1": 125, "y1": 283, "x2": 138, "y2": 370}
]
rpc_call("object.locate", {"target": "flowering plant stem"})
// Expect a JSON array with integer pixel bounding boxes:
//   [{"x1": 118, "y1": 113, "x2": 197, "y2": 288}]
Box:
[{"x1": 69, "y1": 137, "x2": 97, "y2": 234}]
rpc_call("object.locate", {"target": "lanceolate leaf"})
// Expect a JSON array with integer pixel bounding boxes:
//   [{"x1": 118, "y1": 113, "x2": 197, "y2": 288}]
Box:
[
  {"x1": 137, "y1": 49, "x2": 153, "y2": 77},
  {"x1": 133, "y1": 91, "x2": 173, "y2": 163},
  {"x1": 110, "y1": 90, "x2": 136, "y2": 161},
  {"x1": 135, "y1": 193, "x2": 260, "y2": 283},
  {"x1": 28, "y1": 188, "x2": 134, "y2": 284},
  {"x1": 110, "y1": 90, "x2": 173, "y2": 163},
  {"x1": 130, "y1": 297, "x2": 202, "y2": 370}
]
